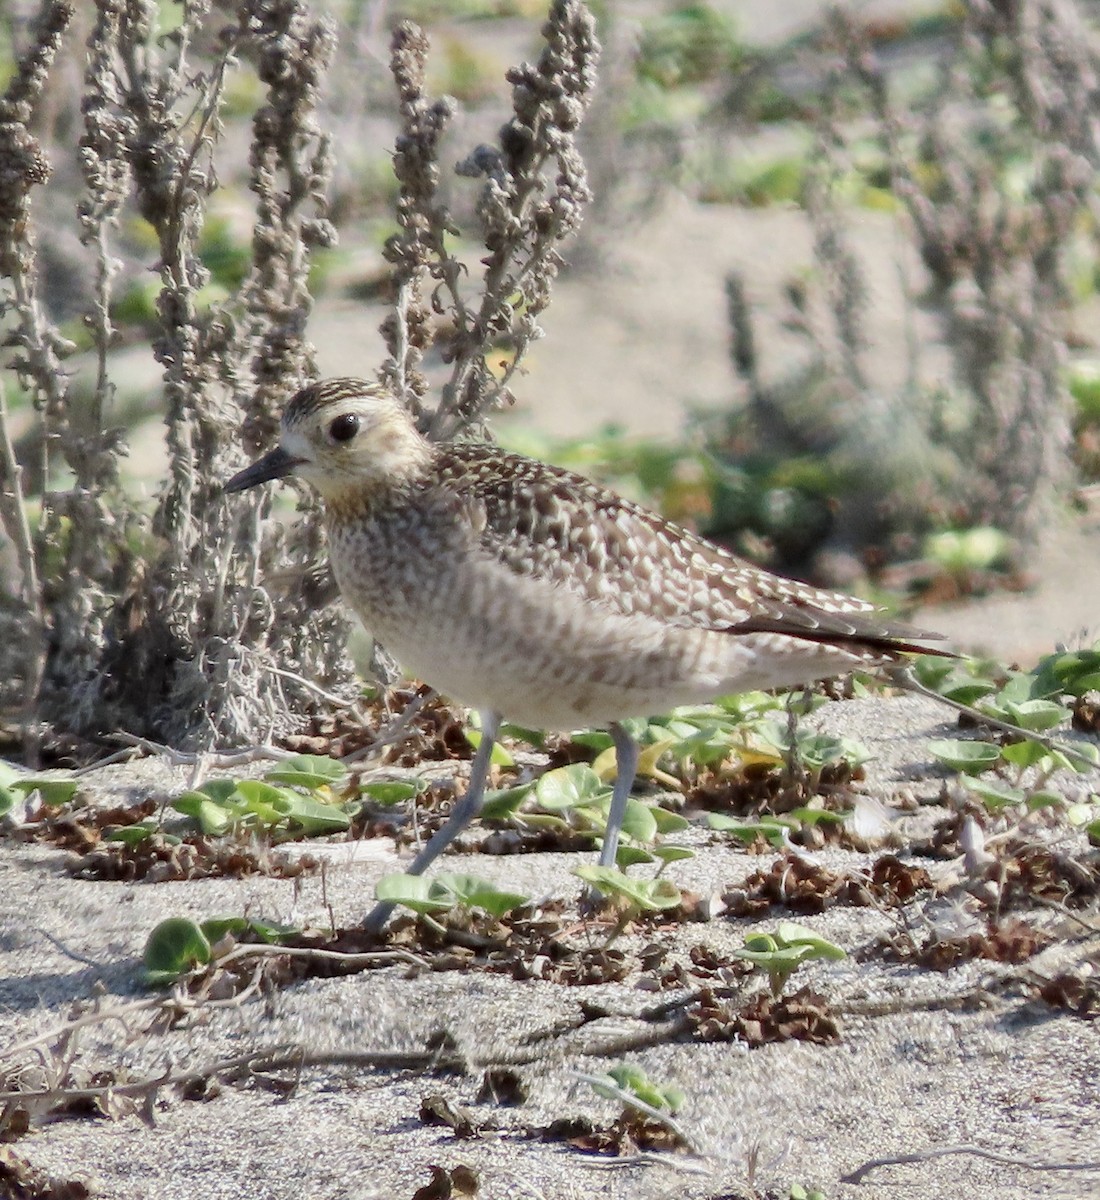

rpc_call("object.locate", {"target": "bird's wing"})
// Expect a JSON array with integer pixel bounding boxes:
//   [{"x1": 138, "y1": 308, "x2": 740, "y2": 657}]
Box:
[{"x1": 435, "y1": 445, "x2": 941, "y2": 652}]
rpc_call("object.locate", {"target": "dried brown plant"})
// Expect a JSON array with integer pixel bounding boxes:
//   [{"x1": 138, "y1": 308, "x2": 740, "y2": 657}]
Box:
[
  {"x1": 721, "y1": 2, "x2": 1100, "y2": 575},
  {"x1": 379, "y1": 1, "x2": 599, "y2": 440},
  {"x1": 0, "y1": 0, "x2": 599, "y2": 754}
]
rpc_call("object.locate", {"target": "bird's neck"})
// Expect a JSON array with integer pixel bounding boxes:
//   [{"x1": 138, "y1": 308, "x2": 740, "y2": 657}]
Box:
[{"x1": 321, "y1": 448, "x2": 437, "y2": 525}]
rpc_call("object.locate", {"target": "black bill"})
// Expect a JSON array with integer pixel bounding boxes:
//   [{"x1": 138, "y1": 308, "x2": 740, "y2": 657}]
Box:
[{"x1": 223, "y1": 446, "x2": 304, "y2": 494}]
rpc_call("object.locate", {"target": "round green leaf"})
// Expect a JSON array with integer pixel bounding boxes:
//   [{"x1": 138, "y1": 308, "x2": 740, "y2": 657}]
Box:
[
  {"x1": 281, "y1": 794, "x2": 351, "y2": 836},
  {"x1": 265, "y1": 754, "x2": 348, "y2": 789},
  {"x1": 143, "y1": 918, "x2": 211, "y2": 986},
  {"x1": 927, "y1": 739, "x2": 1002, "y2": 774},
  {"x1": 535, "y1": 764, "x2": 607, "y2": 810},
  {"x1": 619, "y1": 798, "x2": 658, "y2": 845},
  {"x1": 961, "y1": 776, "x2": 1026, "y2": 810}
]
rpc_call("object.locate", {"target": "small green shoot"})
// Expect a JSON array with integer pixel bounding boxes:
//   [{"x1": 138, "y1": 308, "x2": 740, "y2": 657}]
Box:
[
  {"x1": 927, "y1": 739, "x2": 1003, "y2": 775},
  {"x1": 171, "y1": 754, "x2": 354, "y2": 840},
  {"x1": 589, "y1": 1063, "x2": 684, "y2": 1115},
  {"x1": 359, "y1": 779, "x2": 426, "y2": 806},
  {"x1": 572, "y1": 865, "x2": 682, "y2": 915},
  {"x1": 734, "y1": 921, "x2": 846, "y2": 997},
  {"x1": 105, "y1": 822, "x2": 177, "y2": 846},
  {"x1": 708, "y1": 808, "x2": 845, "y2": 848},
  {"x1": 374, "y1": 871, "x2": 529, "y2": 919},
  {"x1": 465, "y1": 727, "x2": 515, "y2": 767},
  {"x1": 480, "y1": 762, "x2": 691, "y2": 864}
]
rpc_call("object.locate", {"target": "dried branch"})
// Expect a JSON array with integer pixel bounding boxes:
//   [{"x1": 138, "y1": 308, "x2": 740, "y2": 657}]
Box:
[
  {"x1": 0, "y1": 377, "x2": 45, "y2": 751},
  {"x1": 843, "y1": 2, "x2": 1099, "y2": 542},
  {"x1": 435, "y1": 0, "x2": 599, "y2": 438},
  {"x1": 378, "y1": 20, "x2": 456, "y2": 421},
  {"x1": 379, "y1": 1, "x2": 600, "y2": 442},
  {"x1": 236, "y1": 0, "x2": 338, "y2": 444},
  {"x1": 0, "y1": 0, "x2": 75, "y2": 747}
]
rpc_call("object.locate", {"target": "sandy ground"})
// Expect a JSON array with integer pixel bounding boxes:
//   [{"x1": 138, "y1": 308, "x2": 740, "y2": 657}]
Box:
[{"x1": 2, "y1": 694, "x2": 1099, "y2": 1200}]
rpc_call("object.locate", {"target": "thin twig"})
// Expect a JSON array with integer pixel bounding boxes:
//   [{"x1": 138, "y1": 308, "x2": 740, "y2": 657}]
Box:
[
  {"x1": 0, "y1": 1043, "x2": 468, "y2": 1109},
  {"x1": 212, "y1": 942, "x2": 429, "y2": 973},
  {"x1": 342, "y1": 688, "x2": 435, "y2": 764},
  {"x1": 842, "y1": 1143, "x2": 1100, "y2": 1184},
  {"x1": 108, "y1": 732, "x2": 293, "y2": 768}
]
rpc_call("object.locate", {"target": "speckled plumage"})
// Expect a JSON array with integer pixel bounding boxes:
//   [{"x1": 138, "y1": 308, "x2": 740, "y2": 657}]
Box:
[
  {"x1": 225, "y1": 377, "x2": 945, "y2": 920},
  {"x1": 322, "y1": 438, "x2": 928, "y2": 731}
]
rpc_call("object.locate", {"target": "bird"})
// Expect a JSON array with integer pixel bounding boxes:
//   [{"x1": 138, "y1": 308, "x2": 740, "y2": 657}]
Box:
[{"x1": 224, "y1": 376, "x2": 946, "y2": 930}]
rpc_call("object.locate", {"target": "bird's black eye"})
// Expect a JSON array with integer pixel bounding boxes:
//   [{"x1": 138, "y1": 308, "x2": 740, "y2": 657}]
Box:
[{"x1": 329, "y1": 413, "x2": 360, "y2": 443}]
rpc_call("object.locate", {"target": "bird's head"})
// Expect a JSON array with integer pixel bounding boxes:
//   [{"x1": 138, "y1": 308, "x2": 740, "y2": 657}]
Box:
[{"x1": 223, "y1": 378, "x2": 431, "y2": 505}]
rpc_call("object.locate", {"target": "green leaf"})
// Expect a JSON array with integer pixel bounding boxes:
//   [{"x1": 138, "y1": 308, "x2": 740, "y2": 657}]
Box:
[
  {"x1": 265, "y1": 754, "x2": 348, "y2": 789},
  {"x1": 775, "y1": 921, "x2": 846, "y2": 959},
  {"x1": 1065, "y1": 741, "x2": 1100, "y2": 771},
  {"x1": 535, "y1": 764, "x2": 608, "y2": 810},
  {"x1": 568, "y1": 730, "x2": 614, "y2": 754},
  {"x1": 573, "y1": 866, "x2": 681, "y2": 911},
  {"x1": 431, "y1": 872, "x2": 529, "y2": 917},
  {"x1": 198, "y1": 916, "x2": 251, "y2": 943},
  {"x1": 143, "y1": 918, "x2": 211, "y2": 986},
  {"x1": 10, "y1": 778, "x2": 79, "y2": 806},
  {"x1": 199, "y1": 916, "x2": 297, "y2": 945},
  {"x1": 359, "y1": 779, "x2": 425, "y2": 806},
  {"x1": 375, "y1": 872, "x2": 528, "y2": 917},
  {"x1": 234, "y1": 779, "x2": 294, "y2": 824},
  {"x1": 1025, "y1": 790, "x2": 1063, "y2": 811},
  {"x1": 620, "y1": 798, "x2": 658, "y2": 845},
  {"x1": 650, "y1": 844, "x2": 695, "y2": 865},
  {"x1": 281, "y1": 793, "x2": 351, "y2": 836},
  {"x1": 498, "y1": 722, "x2": 544, "y2": 746},
  {"x1": 927, "y1": 739, "x2": 1002, "y2": 774},
  {"x1": 196, "y1": 778, "x2": 238, "y2": 803},
  {"x1": 1000, "y1": 699, "x2": 1066, "y2": 732},
  {"x1": 465, "y1": 728, "x2": 514, "y2": 767},
  {"x1": 615, "y1": 846, "x2": 655, "y2": 868},
  {"x1": 1066, "y1": 797, "x2": 1100, "y2": 826},
  {"x1": 786, "y1": 806, "x2": 846, "y2": 826},
  {"x1": 480, "y1": 783, "x2": 534, "y2": 820},
  {"x1": 172, "y1": 792, "x2": 232, "y2": 835},
  {"x1": 510, "y1": 811, "x2": 571, "y2": 832},
  {"x1": 1000, "y1": 739, "x2": 1053, "y2": 770},
  {"x1": 706, "y1": 813, "x2": 789, "y2": 847},
  {"x1": 961, "y1": 777, "x2": 1025, "y2": 811},
  {"x1": 942, "y1": 681, "x2": 1000, "y2": 706},
  {"x1": 649, "y1": 807, "x2": 690, "y2": 834},
  {"x1": 374, "y1": 874, "x2": 454, "y2": 914},
  {"x1": 735, "y1": 942, "x2": 813, "y2": 970},
  {"x1": 104, "y1": 823, "x2": 162, "y2": 846}
]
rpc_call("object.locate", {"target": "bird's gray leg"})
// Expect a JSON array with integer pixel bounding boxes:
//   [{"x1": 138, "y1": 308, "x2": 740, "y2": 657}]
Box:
[
  {"x1": 597, "y1": 722, "x2": 641, "y2": 868},
  {"x1": 364, "y1": 709, "x2": 502, "y2": 932}
]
